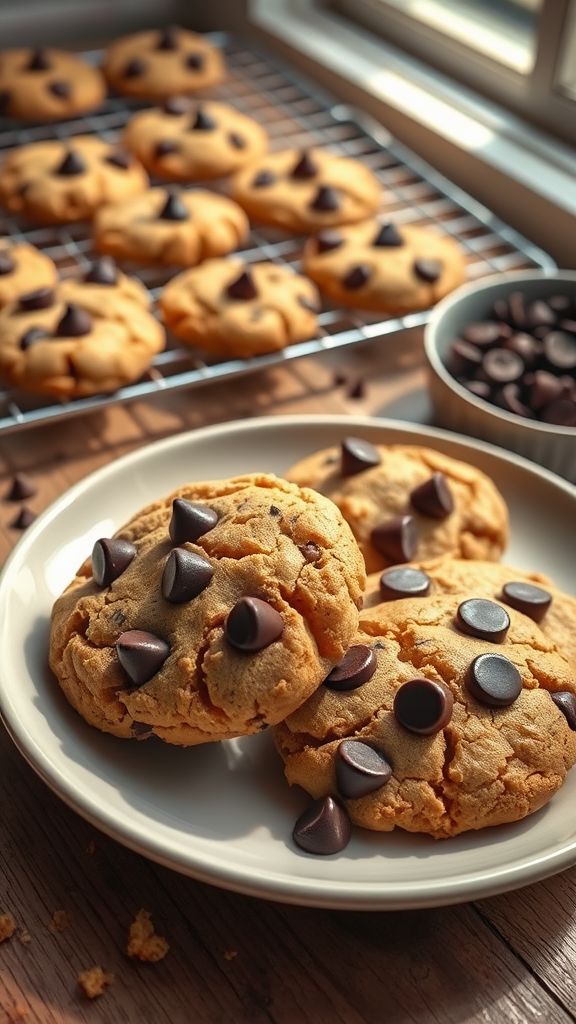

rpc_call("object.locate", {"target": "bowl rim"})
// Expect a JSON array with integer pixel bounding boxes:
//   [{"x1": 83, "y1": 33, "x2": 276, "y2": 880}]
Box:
[{"x1": 424, "y1": 268, "x2": 576, "y2": 436}]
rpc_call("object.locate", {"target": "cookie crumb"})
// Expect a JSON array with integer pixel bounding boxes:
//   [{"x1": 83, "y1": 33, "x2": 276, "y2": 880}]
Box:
[
  {"x1": 49, "y1": 910, "x2": 71, "y2": 933},
  {"x1": 127, "y1": 909, "x2": 169, "y2": 963},
  {"x1": 223, "y1": 949, "x2": 238, "y2": 961},
  {"x1": 19, "y1": 930, "x2": 32, "y2": 945},
  {"x1": 0, "y1": 913, "x2": 16, "y2": 942},
  {"x1": 78, "y1": 966, "x2": 113, "y2": 999}
]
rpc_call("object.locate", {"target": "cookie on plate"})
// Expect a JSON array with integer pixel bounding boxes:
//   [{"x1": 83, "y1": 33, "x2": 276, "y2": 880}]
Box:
[
  {"x1": 303, "y1": 220, "x2": 466, "y2": 313},
  {"x1": 230, "y1": 148, "x2": 382, "y2": 233},
  {"x1": 49, "y1": 473, "x2": 366, "y2": 744},
  {"x1": 123, "y1": 99, "x2": 268, "y2": 181},
  {"x1": 0, "y1": 242, "x2": 57, "y2": 309},
  {"x1": 160, "y1": 257, "x2": 321, "y2": 357},
  {"x1": 286, "y1": 438, "x2": 508, "y2": 572},
  {"x1": 103, "y1": 25, "x2": 224, "y2": 100},
  {"x1": 0, "y1": 47, "x2": 106, "y2": 122},
  {"x1": 275, "y1": 594, "x2": 576, "y2": 839},
  {"x1": 364, "y1": 557, "x2": 576, "y2": 668},
  {"x1": 0, "y1": 136, "x2": 148, "y2": 224},
  {"x1": 93, "y1": 187, "x2": 249, "y2": 267},
  {"x1": 0, "y1": 260, "x2": 164, "y2": 397}
]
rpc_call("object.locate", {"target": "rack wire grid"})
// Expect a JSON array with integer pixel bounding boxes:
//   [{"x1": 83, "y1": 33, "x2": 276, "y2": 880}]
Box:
[{"x1": 0, "y1": 31, "x2": 556, "y2": 434}]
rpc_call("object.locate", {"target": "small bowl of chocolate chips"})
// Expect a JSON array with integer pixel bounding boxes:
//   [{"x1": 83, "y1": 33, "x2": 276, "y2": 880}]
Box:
[{"x1": 424, "y1": 270, "x2": 576, "y2": 482}]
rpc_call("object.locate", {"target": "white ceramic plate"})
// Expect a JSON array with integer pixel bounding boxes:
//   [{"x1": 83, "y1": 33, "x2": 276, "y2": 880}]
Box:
[{"x1": 1, "y1": 415, "x2": 575, "y2": 911}]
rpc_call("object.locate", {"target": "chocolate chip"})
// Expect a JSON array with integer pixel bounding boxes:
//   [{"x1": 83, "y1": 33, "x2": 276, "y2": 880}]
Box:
[
  {"x1": 225, "y1": 597, "x2": 283, "y2": 652},
  {"x1": 123, "y1": 58, "x2": 146, "y2": 78},
  {"x1": 543, "y1": 331, "x2": 576, "y2": 371},
  {"x1": 85, "y1": 256, "x2": 118, "y2": 286},
  {"x1": 413, "y1": 259, "x2": 442, "y2": 283},
  {"x1": 464, "y1": 380, "x2": 492, "y2": 400},
  {"x1": 252, "y1": 170, "x2": 276, "y2": 188},
  {"x1": 20, "y1": 327, "x2": 49, "y2": 350},
  {"x1": 508, "y1": 291, "x2": 527, "y2": 329},
  {"x1": 154, "y1": 139, "x2": 180, "y2": 158},
  {"x1": 162, "y1": 547, "x2": 213, "y2": 603},
  {"x1": 92, "y1": 537, "x2": 136, "y2": 587},
  {"x1": 310, "y1": 186, "x2": 339, "y2": 212},
  {"x1": 325, "y1": 645, "x2": 377, "y2": 691},
  {"x1": 27, "y1": 48, "x2": 50, "y2": 72},
  {"x1": 393, "y1": 678, "x2": 453, "y2": 735},
  {"x1": 269, "y1": 505, "x2": 281, "y2": 516},
  {"x1": 379, "y1": 566, "x2": 430, "y2": 600},
  {"x1": 410, "y1": 472, "x2": 454, "y2": 519},
  {"x1": 293, "y1": 796, "x2": 351, "y2": 855},
  {"x1": 191, "y1": 107, "x2": 216, "y2": 131},
  {"x1": 371, "y1": 516, "x2": 417, "y2": 563},
  {"x1": 341, "y1": 436, "x2": 381, "y2": 477},
  {"x1": 158, "y1": 190, "x2": 188, "y2": 221},
  {"x1": 540, "y1": 398, "x2": 576, "y2": 426},
  {"x1": 105, "y1": 150, "x2": 132, "y2": 170},
  {"x1": 528, "y1": 370, "x2": 564, "y2": 410},
  {"x1": 227, "y1": 269, "x2": 257, "y2": 301},
  {"x1": 131, "y1": 721, "x2": 154, "y2": 740},
  {"x1": 527, "y1": 300, "x2": 555, "y2": 328},
  {"x1": 6, "y1": 472, "x2": 36, "y2": 501},
  {"x1": 482, "y1": 347, "x2": 524, "y2": 384},
  {"x1": 10, "y1": 506, "x2": 36, "y2": 530},
  {"x1": 163, "y1": 96, "x2": 189, "y2": 115},
  {"x1": 56, "y1": 304, "x2": 92, "y2": 337},
  {"x1": 343, "y1": 265, "x2": 370, "y2": 290},
  {"x1": 346, "y1": 377, "x2": 366, "y2": 400},
  {"x1": 0, "y1": 90, "x2": 10, "y2": 113},
  {"x1": 462, "y1": 323, "x2": 502, "y2": 348},
  {"x1": 336, "y1": 740, "x2": 392, "y2": 799},
  {"x1": 0, "y1": 251, "x2": 15, "y2": 275},
  {"x1": 551, "y1": 692, "x2": 576, "y2": 730},
  {"x1": 549, "y1": 295, "x2": 572, "y2": 315},
  {"x1": 449, "y1": 341, "x2": 483, "y2": 376},
  {"x1": 48, "y1": 80, "x2": 70, "y2": 99},
  {"x1": 291, "y1": 150, "x2": 317, "y2": 179},
  {"x1": 18, "y1": 287, "x2": 55, "y2": 311},
  {"x1": 156, "y1": 25, "x2": 178, "y2": 50},
  {"x1": 55, "y1": 149, "x2": 85, "y2": 177},
  {"x1": 503, "y1": 332, "x2": 539, "y2": 365},
  {"x1": 116, "y1": 630, "x2": 170, "y2": 687},
  {"x1": 185, "y1": 52, "x2": 205, "y2": 70},
  {"x1": 169, "y1": 498, "x2": 218, "y2": 544},
  {"x1": 456, "y1": 598, "x2": 510, "y2": 642},
  {"x1": 373, "y1": 222, "x2": 403, "y2": 247},
  {"x1": 466, "y1": 653, "x2": 522, "y2": 707},
  {"x1": 560, "y1": 319, "x2": 576, "y2": 336},
  {"x1": 315, "y1": 231, "x2": 342, "y2": 254},
  {"x1": 501, "y1": 581, "x2": 552, "y2": 623},
  {"x1": 299, "y1": 542, "x2": 321, "y2": 562},
  {"x1": 498, "y1": 383, "x2": 534, "y2": 419},
  {"x1": 228, "y1": 132, "x2": 246, "y2": 150}
]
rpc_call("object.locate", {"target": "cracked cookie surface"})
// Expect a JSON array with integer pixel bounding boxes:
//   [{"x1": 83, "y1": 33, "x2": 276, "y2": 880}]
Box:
[
  {"x1": 49, "y1": 473, "x2": 365, "y2": 745},
  {"x1": 274, "y1": 595, "x2": 576, "y2": 838}
]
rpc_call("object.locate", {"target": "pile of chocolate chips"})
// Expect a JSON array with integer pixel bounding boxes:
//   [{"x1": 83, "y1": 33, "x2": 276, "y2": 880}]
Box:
[{"x1": 448, "y1": 290, "x2": 576, "y2": 426}]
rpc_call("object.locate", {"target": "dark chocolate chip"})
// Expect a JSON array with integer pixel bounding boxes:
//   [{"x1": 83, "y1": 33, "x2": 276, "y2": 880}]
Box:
[
  {"x1": 227, "y1": 269, "x2": 257, "y2": 301},
  {"x1": 84, "y1": 256, "x2": 118, "y2": 286},
  {"x1": 162, "y1": 547, "x2": 213, "y2": 603},
  {"x1": 482, "y1": 347, "x2": 524, "y2": 384},
  {"x1": 105, "y1": 149, "x2": 132, "y2": 170},
  {"x1": 527, "y1": 300, "x2": 555, "y2": 328},
  {"x1": 341, "y1": 436, "x2": 381, "y2": 476},
  {"x1": 228, "y1": 131, "x2": 246, "y2": 150},
  {"x1": 185, "y1": 52, "x2": 205, "y2": 71},
  {"x1": 269, "y1": 505, "x2": 281, "y2": 516},
  {"x1": 371, "y1": 515, "x2": 417, "y2": 563},
  {"x1": 543, "y1": 331, "x2": 576, "y2": 371},
  {"x1": 379, "y1": 566, "x2": 430, "y2": 600},
  {"x1": 464, "y1": 380, "x2": 492, "y2": 400},
  {"x1": 163, "y1": 96, "x2": 189, "y2": 115},
  {"x1": 466, "y1": 653, "x2": 522, "y2": 707},
  {"x1": 10, "y1": 506, "x2": 36, "y2": 530},
  {"x1": 291, "y1": 150, "x2": 317, "y2": 179},
  {"x1": 503, "y1": 332, "x2": 539, "y2": 365},
  {"x1": 498, "y1": 383, "x2": 534, "y2": 419},
  {"x1": 549, "y1": 295, "x2": 572, "y2": 315},
  {"x1": 336, "y1": 739, "x2": 392, "y2": 799},
  {"x1": 501, "y1": 581, "x2": 552, "y2": 623},
  {"x1": 325, "y1": 645, "x2": 377, "y2": 691},
  {"x1": 56, "y1": 303, "x2": 92, "y2": 337},
  {"x1": 299, "y1": 542, "x2": 321, "y2": 562},
  {"x1": 462, "y1": 322, "x2": 502, "y2": 348},
  {"x1": 343, "y1": 265, "x2": 370, "y2": 290},
  {"x1": 27, "y1": 48, "x2": 50, "y2": 72},
  {"x1": 225, "y1": 596, "x2": 283, "y2": 652},
  {"x1": 410, "y1": 472, "x2": 454, "y2": 520},
  {"x1": 293, "y1": 796, "x2": 351, "y2": 855},
  {"x1": 0, "y1": 90, "x2": 10, "y2": 113},
  {"x1": 449, "y1": 341, "x2": 483, "y2": 376},
  {"x1": 540, "y1": 398, "x2": 576, "y2": 426},
  {"x1": 6, "y1": 472, "x2": 36, "y2": 501},
  {"x1": 123, "y1": 58, "x2": 146, "y2": 78},
  {"x1": 190, "y1": 107, "x2": 216, "y2": 131},
  {"x1": 20, "y1": 327, "x2": 49, "y2": 350},
  {"x1": 48, "y1": 80, "x2": 71, "y2": 99},
  {"x1": 169, "y1": 498, "x2": 218, "y2": 544},
  {"x1": 346, "y1": 377, "x2": 366, "y2": 400},
  {"x1": 131, "y1": 721, "x2": 154, "y2": 739},
  {"x1": 154, "y1": 139, "x2": 180, "y2": 158},
  {"x1": 373, "y1": 222, "x2": 402, "y2": 247},
  {"x1": 156, "y1": 25, "x2": 179, "y2": 50},
  {"x1": 18, "y1": 287, "x2": 55, "y2": 311},
  {"x1": 508, "y1": 291, "x2": 527, "y2": 329},
  {"x1": 315, "y1": 230, "x2": 343, "y2": 254},
  {"x1": 528, "y1": 370, "x2": 564, "y2": 410},
  {"x1": 158, "y1": 190, "x2": 188, "y2": 221},
  {"x1": 551, "y1": 692, "x2": 576, "y2": 730},
  {"x1": 310, "y1": 185, "x2": 339, "y2": 212},
  {"x1": 393, "y1": 678, "x2": 454, "y2": 735},
  {"x1": 413, "y1": 259, "x2": 442, "y2": 283},
  {"x1": 92, "y1": 537, "x2": 136, "y2": 587},
  {"x1": 456, "y1": 598, "x2": 510, "y2": 642},
  {"x1": 560, "y1": 319, "x2": 576, "y2": 336},
  {"x1": 252, "y1": 170, "x2": 276, "y2": 188},
  {"x1": 55, "y1": 149, "x2": 86, "y2": 177},
  {"x1": 0, "y1": 250, "x2": 15, "y2": 275},
  {"x1": 116, "y1": 629, "x2": 170, "y2": 687}
]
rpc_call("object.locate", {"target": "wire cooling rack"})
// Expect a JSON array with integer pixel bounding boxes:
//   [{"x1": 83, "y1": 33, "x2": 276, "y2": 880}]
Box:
[{"x1": 0, "y1": 32, "x2": 555, "y2": 434}]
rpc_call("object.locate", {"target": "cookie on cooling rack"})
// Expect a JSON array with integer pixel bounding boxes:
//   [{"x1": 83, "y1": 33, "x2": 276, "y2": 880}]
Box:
[
  {"x1": 49, "y1": 472, "x2": 365, "y2": 744},
  {"x1": 0, "y1": 242, "x2": 57, "y2": 309},
  {"x1": 0, "y1": 47, "x2": 106, "y2": 122},
  {"x1": 93, "y1": 187, "x2": 249, "y2": 267},
  {"x1": 160, "y1": 257, "x2": 321, "y2": 358},
  {"x1": 103, "y1": 25, "x2": 225, "y2": 100},
  {"x1": 123, "y1": 99, "x2": 268, "y2": 181},
  {"x1": 0, "y1": 136, "x2": 148, "y2": 224},
  {"x1": 230, "y1": 148, "x2": 382, "y2": 233}
]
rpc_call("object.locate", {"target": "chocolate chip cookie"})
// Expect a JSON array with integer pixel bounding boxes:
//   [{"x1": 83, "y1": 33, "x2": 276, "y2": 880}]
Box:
[
  {"x1": 0, "y1": 243, "x2": 57, "y2": 309},
  {"x1": 275, "y1": 594, "x2": 576, "y2": 840},
  {"x1": 230, "y1": 148, "x2": 382, "y2": 233},
  {"x1": 0, "y1": 136, "x2": 148, "y2": 224},
  {"x1": 49, "y1": 473, "x2": 365, "y2": 744},
  {"x1": 303, "y1": 220, "x2": 466, "y2": 313},
  {"x1": 0, "y1": 47, "x2": 106, "y2": 122},
  {"x1": 93, "y1": 187, "x2": 249, "y2": 267},
  {"x1": 0, "y1": 259, "x2": 164, "y2": 397},
  {"x1": 160, "y1": 257, "x2": 320, "y2": 358},
  {"x1": 286, "y1": 438, "x2": 508, "y2": 572},
  {"x1": 103, "y1": 26, "x2": 225, "y2": 100},
  {"x1": 123, "y1": 99, "x2": 268, "y2": 181}
]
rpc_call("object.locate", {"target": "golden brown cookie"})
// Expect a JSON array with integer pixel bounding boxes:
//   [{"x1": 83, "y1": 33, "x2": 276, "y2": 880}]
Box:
[
  {"x1": 49, "y1": 473, "x2": 365, "y2": 745},
  {"x1": 160, "y1": 257, "x2": 320, "y2": 358},
  {"x1": 103, "y1": 26, "x2": 224, "y2": 100},
  {"x1": 93, "y1": 187, "x2": 249, "y2": 267},
  {"x1": 0, "y1": 258, "x2": 164, "y2": 397},
  {"x1": 304, "y1": 220, "x2": 466, "y2": 313},
  {"x1": 230, "y1": 148, "x2": 382, "y2": 233},
  {"x1": 0, "y1": 137, "x2": 148, "y2": 224},
  {"x1": 0, "y1": 47, "x2": 105, "y2": 122},
  {"x1": 0, "y1": 243, "x2": 57, "y2": 309},
  {"x1": 275, "y1": 594, "x2": 576, "y2": 839},
  {"x1": 123, "y1": 99, "x2": 268, "y2": 181},
  {"x1": 286, "y1": 438, "x2": 508, "y2": 573}
]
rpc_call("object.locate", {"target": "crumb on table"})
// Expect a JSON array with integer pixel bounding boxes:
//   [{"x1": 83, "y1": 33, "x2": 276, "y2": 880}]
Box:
[
  {"x1": 18, "y1": 930, "x2": 32, "y2": 945},
  {"x1": 77, "y1": 966, "x2": 113, "y2": 999},
  {"x1": 127, "y1": 909, "x2": 169, "y2": 963},
  {"x1": 0, "y1": 913, "x2": 16, "y2": 942},
  {"x1": 49, "y1": 910, "x2": 71, "y2": 933}
]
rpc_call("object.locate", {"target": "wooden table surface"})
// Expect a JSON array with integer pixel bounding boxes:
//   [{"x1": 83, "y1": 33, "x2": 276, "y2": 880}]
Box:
[{"x1": 1, "y1": 337, "x2": 575, "y2": 1024}]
